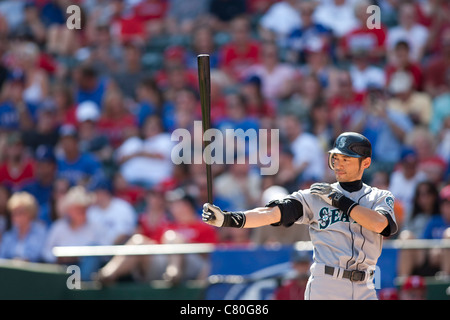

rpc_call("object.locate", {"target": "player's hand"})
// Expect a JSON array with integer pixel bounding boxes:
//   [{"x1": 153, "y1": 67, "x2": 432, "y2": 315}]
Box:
[
  {"x1": 310, "y1": 183, "x2": 344, "y2": 207},
  {"x1": 202, "y1": 203, "x2": 225, "y2": 227}
]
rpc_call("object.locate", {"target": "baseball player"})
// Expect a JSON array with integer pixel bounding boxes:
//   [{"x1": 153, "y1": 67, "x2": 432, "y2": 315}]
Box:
[{"x1": 202, "y1": 132, "x2": 398, "y2": 300}]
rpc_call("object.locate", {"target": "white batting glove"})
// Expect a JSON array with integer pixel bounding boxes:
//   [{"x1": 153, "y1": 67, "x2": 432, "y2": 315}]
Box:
[
  {"x1": 310, "y1": 183, "x2": 337, "y2": 206},
  {"x1": 310, "y1": 183, "x2": 358, "y2": 215},
  {"x1": 202, "y1": 203, "x2": 225, "y2": 227}
]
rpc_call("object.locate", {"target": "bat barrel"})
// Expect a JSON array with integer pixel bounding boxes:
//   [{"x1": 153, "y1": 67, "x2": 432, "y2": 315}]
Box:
[{"x1": 197, "y1": 54, "x2": 213, "y2": 204}]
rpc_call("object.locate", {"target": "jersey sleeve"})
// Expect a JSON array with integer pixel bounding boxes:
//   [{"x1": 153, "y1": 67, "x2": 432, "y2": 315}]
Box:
[{"x1": 372, "y1": 190, "x2": 398, "y2": 237}]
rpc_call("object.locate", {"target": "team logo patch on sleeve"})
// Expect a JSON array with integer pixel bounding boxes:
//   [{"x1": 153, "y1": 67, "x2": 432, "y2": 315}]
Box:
[{"x1": 385, "y1": 196, "x2": 394, "y2": 210}]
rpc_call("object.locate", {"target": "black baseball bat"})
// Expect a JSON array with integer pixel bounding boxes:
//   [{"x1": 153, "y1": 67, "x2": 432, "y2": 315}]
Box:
[{"x1": 197, "y1": 54, "x2": 213, "y2": 204}]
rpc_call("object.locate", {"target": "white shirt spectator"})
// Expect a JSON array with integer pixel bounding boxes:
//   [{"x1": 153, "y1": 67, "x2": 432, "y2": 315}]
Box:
[
  {"x1": 387, "y1": 24, "x2": 428, "y2": 62},
  {"x1": 349, "y1": 64, "x2": 385, "y2": 93},
  {"x1": 259, "y1": 0, "x2": 302, "y2": 42},
  {"x1": 290, "y1": 132, "x2": 326, "y2": 181},
  {"x1": 389, "y1": 169, "x2": 427, "y2": 222},
  {"x1": 313, "y1": 0, "x2": 359, "y2": 38},
  {"x1": 245, "y1": 63, "x2": 297, "y2": 101},
  {"x1": 42, "y1": 218, "x2": 103, "y2": 263},
  {"x1": 87, "y1": 197, "x2": 136, "y2": 245},
  {"x1": 116, "y1": 133, "x2": 174, "y2": 187}
]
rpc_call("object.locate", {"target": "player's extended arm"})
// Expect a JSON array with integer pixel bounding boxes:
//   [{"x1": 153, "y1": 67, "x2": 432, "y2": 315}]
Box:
[
  {"x1": 202, "y1": 203, "x2": 281, "y2": 228},
  {"x1": 310, "y1": 183, "x2": 389, "y2": 234}
]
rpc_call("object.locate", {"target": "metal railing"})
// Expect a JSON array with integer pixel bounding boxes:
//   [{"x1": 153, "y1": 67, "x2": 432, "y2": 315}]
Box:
[{"x1": 52, "y1": 239, "x2": 450, "y2": 258}]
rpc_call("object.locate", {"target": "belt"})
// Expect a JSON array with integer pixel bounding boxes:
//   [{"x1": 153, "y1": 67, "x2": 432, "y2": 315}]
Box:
[{"x1": 324, "y1": 265, "x2": 373, "y2": 282}]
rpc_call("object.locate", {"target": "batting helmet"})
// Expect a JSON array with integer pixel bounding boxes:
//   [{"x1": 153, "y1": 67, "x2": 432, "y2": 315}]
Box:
[{"x1": 328, "y1": 132, "x2": 372, "y2": 170}]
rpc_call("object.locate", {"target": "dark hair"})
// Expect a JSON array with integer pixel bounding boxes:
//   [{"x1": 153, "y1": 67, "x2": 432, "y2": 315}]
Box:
[{"x1": 411, "y1": 181, "x2": 440, "y2": 219}]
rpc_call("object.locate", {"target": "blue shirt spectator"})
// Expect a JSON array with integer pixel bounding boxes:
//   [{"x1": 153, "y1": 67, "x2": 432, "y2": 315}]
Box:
[
  {"x1": 56, "y1": 124, "x2": 104, "y2": 188},
  {"x1": 0, "y1": 192, "x2": 47, "y2": 262}
]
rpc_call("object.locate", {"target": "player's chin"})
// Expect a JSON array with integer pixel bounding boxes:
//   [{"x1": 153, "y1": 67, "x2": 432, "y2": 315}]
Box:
[{"x1": 334, "y1": 172, "x2": 347, "y2": 181}]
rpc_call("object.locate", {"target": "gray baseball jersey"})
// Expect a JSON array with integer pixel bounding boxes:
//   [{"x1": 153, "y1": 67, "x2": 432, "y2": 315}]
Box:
[{"x1": 285, "y1": 182, "x2": 397, "y2": 271}]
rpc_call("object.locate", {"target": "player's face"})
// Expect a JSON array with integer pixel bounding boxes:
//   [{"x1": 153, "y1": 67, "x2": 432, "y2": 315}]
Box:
[{"x1": 331, "y1": 154, "x2": 370, "y2": 182}]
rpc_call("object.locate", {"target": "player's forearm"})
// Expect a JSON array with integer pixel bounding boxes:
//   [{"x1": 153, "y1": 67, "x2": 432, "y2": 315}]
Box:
[
  {"x1": 349, "y1": 205, "x2": 388, "y2": 234},
  {"x1": 242, "y1": 206, "x2": 281, "y2": 228}
]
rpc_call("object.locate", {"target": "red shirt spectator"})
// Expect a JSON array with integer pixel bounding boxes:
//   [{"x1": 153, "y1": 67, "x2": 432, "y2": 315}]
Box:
[
  {"x1": 385, "y1": 40, "x2": 423, "y2": 91},
  {"x1": 219, "y1": 16, "x2": 261, "y2": 82},
  {"x1": 0, "y1": 133, "x2": 35, "y2": 191},
  {"x1": 97, "y1": 90, "x2": 137, "y2": 148}
]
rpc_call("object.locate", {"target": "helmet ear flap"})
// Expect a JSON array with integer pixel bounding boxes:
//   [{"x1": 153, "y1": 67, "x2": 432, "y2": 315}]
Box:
[{"x1": 328, "y1": 153, "x2": 335, "y2": 170}]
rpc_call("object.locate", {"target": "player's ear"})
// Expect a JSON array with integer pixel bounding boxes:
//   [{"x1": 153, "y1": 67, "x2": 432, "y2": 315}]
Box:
[{"x1": 363, "y1": 157, "x2": 371, "y2": 169}]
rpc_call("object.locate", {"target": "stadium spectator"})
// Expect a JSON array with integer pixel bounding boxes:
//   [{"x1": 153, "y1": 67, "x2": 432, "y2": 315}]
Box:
[
  {"x1": 81, "y1": 24, "x2": 123, "y2": 76},
  {"x1": 217, "y1": 91, "x2": 260, "y2": 132},
  {"x1": 162, "y1": 87, "x2": 200, "y2": 133},
  {"x1": 313, "y1": 0, "x2": 359, "y2": 38},
  {"x1": 97, "y1": 90, "x2": 137, "y2": 149},
  {"x1": 110, "y1": 42, "x2": 147, "y2": 101},
  {"x1": 273, "y1": 250, "x2": 311, "y2": 300},
  {"x1": 245, "y1": 41, "x2": 297, "y2": 102},
  {"x1": 73, "y1": 64, "x2": 108, "y2": 107},
  {"x1": 21, "y1": 145, "x2": 57, "y2": 226},
  {"x1": 165, "y1": 0, "x2": 210, "y2": 36},
  {"x1": 87, "y1": 179, "x2": 136, "y2": 246},
  {"x1": 219, "y1": 15, "x2": 261, "y2": 82},
  {"x1": 285, "y1": 0, "x2": 332, "y2": 65},
  {"x1": 22, "y1": 98, "x2": 60, "y2": 151},
  {"x1": 385, "y1": 40, "x2": 423, "y2": 92},
  {"x1": 386, "y1": 2, "x2": 429, "y2": 63},
  {"x1": 185, "y1": 25, "x2": 220, "y2": 70},
  {"x1": 0, "y1": 191, "x2": 47, "y2": 262},
  {"x1": 98, "y1": 188, "x2": 217, "y2": 284},
  {"x1": 423, "y1": 27, "x2": 450, "y2": 98},
  {"x1": 51, "y1": 83, "x2": 77, "y2": 127},
  {"x1": 406, "y1": 127, "x2": 447, "y2": 186},
  {"x1": 279, "y1": 74, "x2": 322, "y2": 127},
  {"x1": 214, "y1": 161, "x2": 262, "y2": 210},
  {"x1": 0, "y1": 75, "x2": 34, "y2": 132},
  {"x1": 258, "y1": 0, "x2": 302, "y2": 44},
  {"x1": 327, "y1": 70, "x2": 364, "y2": 135},
  {"x1": 0, "y1": 132, "x2": 35, "y2": 192},
  {"x1": 404, "y1": 181, "x2": 441, "y2": 238},
  {"x1": 423, "y1": 185, "x2": 450, "y2": 240},
  {"x1": 155, "y1": 46, "x2": 198, "y2": 102},
  {"x1": 387, "y1": 70, "x2": 432, "y2": 127},
  {"x1": 209, "y1": 0, "x2": 248, "y2": 32},
  {"x1": 240, "y1": 74, "x2": 275, "y2": 123},
  {"x1": 136, "y1": 186, "x2": 171, "y2": 241},
  {"x1": 56, "y1": 124, "x2": 104, "y2": 188},
  {"x1": 133, "y1": 77, "x2": 165, "y2": 128},
  {"x1": 348, "y1": 49, "x2": 386, "y2": 94},
  {"x1": 0, "y1": 185, "x2": 11, "y2": 240},
  {"x1": 388, "y1": 148, "x2": 427, "y2": 223},
  {"x1": 42, "y1": 185, "x2": 103, "y2": 280},
  {"x1": 339, "y1": 0, "x2": 387, "y2": 63},
  {"x1": 14, "y1": 41, "x2": 49, "y2": 106},
  {"x1": 349, "y1": 85, "x2": 414, "y2": 173},
  {"x1": 429, "y1": 84, "x2": 450, "y2": 136},
  {"x1": 116, "y1": 114, "x2": 174, "y2": 188},
  {"x1": 279, "y1": 113, "x2": 325, "y2": 184}
]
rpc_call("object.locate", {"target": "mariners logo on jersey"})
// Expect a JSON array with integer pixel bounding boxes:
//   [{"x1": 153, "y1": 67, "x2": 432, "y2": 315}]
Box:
[{"x1": 318, "y1": 207, "x2": 350, "y2": 229}]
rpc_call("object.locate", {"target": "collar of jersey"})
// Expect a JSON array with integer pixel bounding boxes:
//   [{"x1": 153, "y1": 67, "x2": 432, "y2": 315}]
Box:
[{"x1": 339, "y1": 180, "x2": 363, "y2": 193}]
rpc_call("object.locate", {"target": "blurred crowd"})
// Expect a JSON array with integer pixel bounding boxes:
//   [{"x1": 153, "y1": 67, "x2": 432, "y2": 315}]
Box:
[{"x1": 0, "y1": 0, "x2": 449, "y2": 293}]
